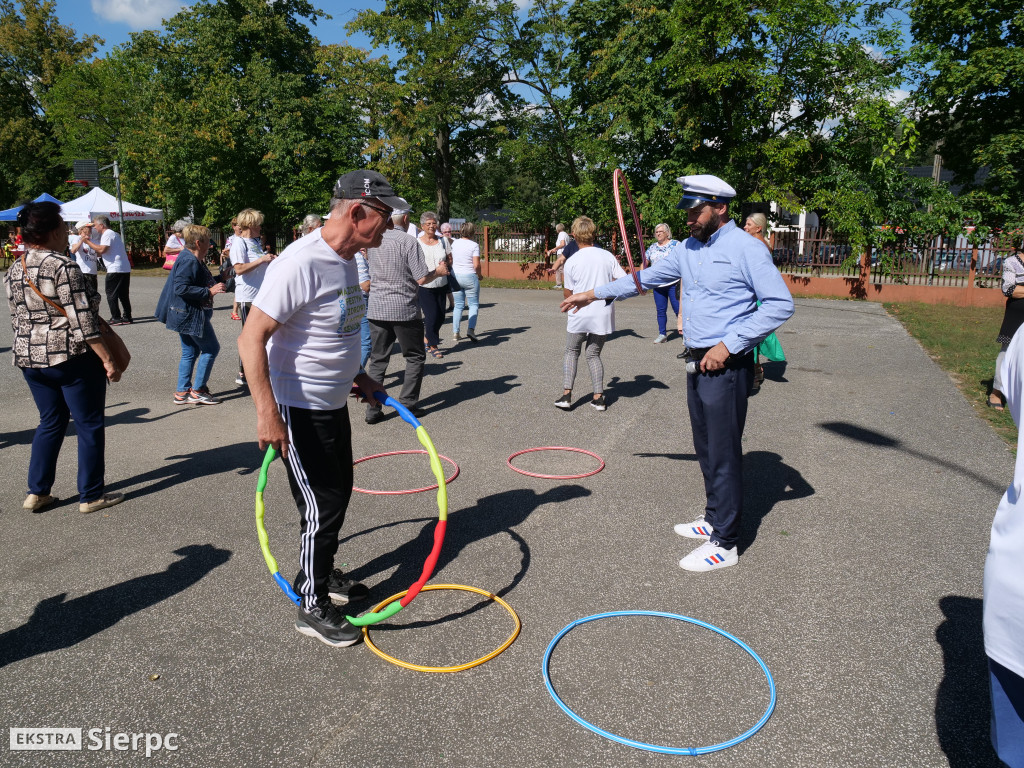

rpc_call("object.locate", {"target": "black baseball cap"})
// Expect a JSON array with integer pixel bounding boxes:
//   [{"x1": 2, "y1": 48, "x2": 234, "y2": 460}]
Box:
[{"x1": 332, "y1": 170, "x2": 409, "y2": 211}]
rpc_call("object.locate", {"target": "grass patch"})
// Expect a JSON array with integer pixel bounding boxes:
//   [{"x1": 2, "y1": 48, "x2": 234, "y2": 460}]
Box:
[
  {"x1": 885, "y1": 302, "x2": 1017, "y2": 447},
  {"x1": 479, "y1": 277, "x2": 559, "y2": 290}
]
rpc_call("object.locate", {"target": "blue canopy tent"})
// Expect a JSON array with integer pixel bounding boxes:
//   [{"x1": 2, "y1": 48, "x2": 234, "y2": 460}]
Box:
[{"x1": 0, "y1": 193, "x2": 64, "y2": 221}]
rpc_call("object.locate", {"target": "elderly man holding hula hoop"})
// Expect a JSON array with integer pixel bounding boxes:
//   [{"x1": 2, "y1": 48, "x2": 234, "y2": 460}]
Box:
[
  {"x1": 561, "y1": 175, "x2": 794, "y2": 572},
  {"x1": 239, "y1": 170, "x2": 405, "y2": 647}
]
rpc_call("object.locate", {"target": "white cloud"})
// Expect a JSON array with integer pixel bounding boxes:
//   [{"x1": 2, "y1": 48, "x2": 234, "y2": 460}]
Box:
[{"x1": 91, "y1": 0, "x2": 187, "y2": 31}]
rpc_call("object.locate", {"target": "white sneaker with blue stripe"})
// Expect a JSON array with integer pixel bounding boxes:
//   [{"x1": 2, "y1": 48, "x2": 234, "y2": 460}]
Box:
[
  {"x1": 674, "y1": 516, "x2": 712, "y2": 540},
  {"x1": 679, "y1": 541, "x2": 738, "y2": 572}
]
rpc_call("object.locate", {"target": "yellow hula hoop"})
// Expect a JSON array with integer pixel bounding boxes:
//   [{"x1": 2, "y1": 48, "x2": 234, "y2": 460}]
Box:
[{"x1": 362, "y1": 584, "x2": 521, "y2": 673}]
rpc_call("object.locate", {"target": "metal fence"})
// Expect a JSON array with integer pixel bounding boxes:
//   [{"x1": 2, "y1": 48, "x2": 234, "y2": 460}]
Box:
[{"x1": 771, "y1": 228, "x2": 1016, "y2": 289}]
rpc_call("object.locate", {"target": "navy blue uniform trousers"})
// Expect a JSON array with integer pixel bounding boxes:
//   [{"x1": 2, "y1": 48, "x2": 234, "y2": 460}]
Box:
[{"x1": 686, "y1": 352, "x2": 753, "y2": 549}]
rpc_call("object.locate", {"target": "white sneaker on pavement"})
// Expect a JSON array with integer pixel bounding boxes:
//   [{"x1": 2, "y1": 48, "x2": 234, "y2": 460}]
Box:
[
  {"x1": 674, "y1": 516, "x2": 712, "y2": 540},
  {"x1": 679, "y1": 541, "x2": 738, "y2": 572}
]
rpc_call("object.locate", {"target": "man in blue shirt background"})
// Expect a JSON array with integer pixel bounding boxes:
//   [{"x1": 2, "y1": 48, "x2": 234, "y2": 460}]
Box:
[{"x1": 560, "y1": 174, "x2": 794, "y2": 572}]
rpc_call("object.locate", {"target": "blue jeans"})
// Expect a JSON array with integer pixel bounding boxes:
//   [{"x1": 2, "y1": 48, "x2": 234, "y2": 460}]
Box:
[
  {"x1": 990, "y1": 657, "x2": 1024, "y2": 767},
  {"x1": 360, "y1": 294, "x2": 371, "y2": 369},
  {"x1": 22, "y1": 353, "x2": 107, "y2": 501},
  {"x1": 177, "y1": 309, "x2": 220, "y2": 391},
  {"x1": 653, "y1": 283, "x2": 680, "y2": 335},
  {"x1": 452, "y1": 272, "x2": 480, "y2": 335}
]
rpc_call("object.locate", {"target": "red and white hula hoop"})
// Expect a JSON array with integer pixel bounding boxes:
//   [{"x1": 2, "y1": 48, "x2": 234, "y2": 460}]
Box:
[
  {"x1": 353, "y1": 449, "x2": 460, "y2": 495},
  {"x1": 507, "y1": 447, "x2": 605, "y2": 480}
]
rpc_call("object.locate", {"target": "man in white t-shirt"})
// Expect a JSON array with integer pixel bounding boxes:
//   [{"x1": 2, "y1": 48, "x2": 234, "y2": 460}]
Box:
[
  {"x1": 86, "y1": 215, "x2": 132, "y2": 324},
  {"x1": 238, "y1": 169, "x2": 408, "y2": 649},
  {"x1": 69, "y1": 219, "x2": 99, "y2": 293}
]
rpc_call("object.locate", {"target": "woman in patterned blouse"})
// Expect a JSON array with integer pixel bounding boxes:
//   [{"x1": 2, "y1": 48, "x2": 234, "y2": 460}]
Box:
[{"x1": 4, "y1": 201, "x2": 125, "y2": 514}]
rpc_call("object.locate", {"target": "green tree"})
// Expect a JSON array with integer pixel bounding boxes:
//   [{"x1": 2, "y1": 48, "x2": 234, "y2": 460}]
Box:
[
  {"x1": 50, "y1": 0, "x2": 369, "y2": 229},
  {"x1": 564, "y1": 0, "x2": 908, "y2": 229},
  {"x1": 349, "y1": 0, "x2": 518, "y2": 221},
  {"x1": 909, "y1": 0, "x2": 1023, "y2": 228},
  {"x1": 0, "y1": 0, "x2": 99, "y2": 203}
]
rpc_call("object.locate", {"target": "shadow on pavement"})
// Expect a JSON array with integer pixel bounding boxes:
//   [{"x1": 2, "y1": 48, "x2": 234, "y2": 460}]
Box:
[
  {"x1": 605, "y1": 328, "x2": 644, "y2": 341},
  {"x1": 463, "y1": 326, "x2": 529, "y2": 349},
  {"x1": 634, "y1": 452, "x2": 697, "y2": 461},
  {"x1": 417, "y1": 375, "x2": 520, "y2": 413},
  {"x1": 605, "y1": 374, "x2": 670, "y2": 405},
  {"x1": 107, "y1": 442, "x2": 264, "y2": 500},
  {"x1": 762, "y1": 360, "x2": 788, "y2": 382},
  {"x1": 341, "y1": 485, "x2": 590, "y2": 629},
  {"x1": 934, "y1": 595, "x2": 1001, "y2": 767},
  {"x1": 0, "y1": 544, "x2": 231, "y2": 670},
  {"x1": 819, "y1": 421, "x2": 1004, "y2": 493},
  {"x1": 739, "y1": 450, "x2": 814, "y2": 553}
]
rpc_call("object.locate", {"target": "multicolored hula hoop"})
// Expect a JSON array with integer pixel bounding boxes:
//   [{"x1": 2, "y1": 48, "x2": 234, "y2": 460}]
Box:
[
  {"x1": 254, "y1": 392, "x2": 448, "y2": 627},
  {"x1": 613, "y1": 168, "x2": 647, "y2": 296}
]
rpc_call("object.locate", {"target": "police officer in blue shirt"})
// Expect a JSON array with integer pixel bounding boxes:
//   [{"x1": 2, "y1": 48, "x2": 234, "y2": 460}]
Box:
[{"x1": 561, "y1": 175, "x2": 794, "y2": 572}]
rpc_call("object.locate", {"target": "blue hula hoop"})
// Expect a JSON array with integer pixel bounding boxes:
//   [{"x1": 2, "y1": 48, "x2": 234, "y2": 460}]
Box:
[{"x1": 541, "y1": 610, "x2": 776, "y2": 755}]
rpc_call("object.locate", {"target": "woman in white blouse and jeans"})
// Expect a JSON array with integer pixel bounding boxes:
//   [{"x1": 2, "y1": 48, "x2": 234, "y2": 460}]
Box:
[
  {"x1": 417, "y1": 211, "x2": 451, "y2": 358},
  {"x1": 450, "y1": 221, "x2": 482, "y2": 342}
]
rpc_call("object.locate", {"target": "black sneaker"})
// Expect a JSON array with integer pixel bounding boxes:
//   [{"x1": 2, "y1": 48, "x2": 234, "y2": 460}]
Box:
[
  {"x1": 326, "y1": 568, "x2": 369, "y2": 604},
  {"x1": 408, "y1": 406, "x2": 427, "y2": 418},
  {"x1": 365, "y1": 409, "x2": 385, "y2": 425},
  {"x1": 295, "y1": 599, "x2": 362, "y2": 647},
  {"x1": 590, "y1": 395, "x2": 607, "y2": 411},
  {"x1": 554, "y1": 393, "x2": 572, "y2": 409}
]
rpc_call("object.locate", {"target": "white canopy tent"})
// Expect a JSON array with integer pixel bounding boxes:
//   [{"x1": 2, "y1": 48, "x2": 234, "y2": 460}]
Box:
[{"x1": 59, "y1": 187, "x2": 163, "y2": 222}]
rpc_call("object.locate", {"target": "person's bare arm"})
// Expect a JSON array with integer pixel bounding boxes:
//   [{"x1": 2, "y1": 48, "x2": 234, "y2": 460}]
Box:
[
  {"x1": 86, "y1": 337, "x2": 120, "y2": 382},
  {"x1": 232, "y1": 253, "x2": 274, "y2": 275},
  {"x1": 547, "y1": 255, "x2": 566, "y2": 275},
  {"x1": 86, "y1": 238, "x2": 109, "y2": 255},
  {"x1": 416, "y1": 260, "x2": 448, "y2": 285},
  {"x1": 237, "y1": 307, "x2": 288, "y2": 457}
]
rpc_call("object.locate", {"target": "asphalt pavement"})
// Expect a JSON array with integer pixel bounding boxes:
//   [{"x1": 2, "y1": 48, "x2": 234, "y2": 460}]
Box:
[{"x1": 0, "y1": 278, "x2": 1010, "y2": 767}]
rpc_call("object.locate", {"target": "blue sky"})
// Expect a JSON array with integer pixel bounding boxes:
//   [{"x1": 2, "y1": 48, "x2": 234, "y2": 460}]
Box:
[{"x1": 52, "y1": 1, "x2": 382, "y2": 55}]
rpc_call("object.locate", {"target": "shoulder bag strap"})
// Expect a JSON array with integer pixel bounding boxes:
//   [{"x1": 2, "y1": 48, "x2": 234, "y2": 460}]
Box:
[{"x1": 20, "y1": 251, "x2": 68, "y2": 318}]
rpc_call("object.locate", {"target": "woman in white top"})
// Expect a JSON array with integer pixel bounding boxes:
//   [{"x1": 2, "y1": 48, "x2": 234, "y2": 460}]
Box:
[
  {"x1": 450, "y1": 221, "x2": 482, "y2": 342},
  {"x1": 417, "y1": 211, "x2": 451, "y2": 359},
  {"x1": 69, "y1": 219, "x2": 99, "y2": 293},
  {"x1": 555, "y1": 216, "x2": 626, "y2": 411},
  {"x1": 229, "y1": 208, "x2": 274, "y2": 385},
  {"x1": 163, "y1": 219, "x2": 187, "y2": 270}
]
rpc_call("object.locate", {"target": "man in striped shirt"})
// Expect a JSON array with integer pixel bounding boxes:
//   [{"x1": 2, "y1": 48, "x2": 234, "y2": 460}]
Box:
[{"x1": 363, "y1": 214, "x2": 449, "y2": 424}]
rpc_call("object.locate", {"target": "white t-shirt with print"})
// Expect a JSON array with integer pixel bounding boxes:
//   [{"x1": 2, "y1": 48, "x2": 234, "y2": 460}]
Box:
[
  {"x1": 70, "y1": 235, "x2": 98, "y2": 275},
  {"x1": 254, "y1": 229, "x2": 365, "y2": 411},
  {"x1": 230, "y1": 236, "x2": 267, "y2": 302},
  {"x1": 563, "y1": 246, "x2": 626, "y2": 335},
  {"x1": 99, "y1": 228, "x2": 131, "y2": 273}
]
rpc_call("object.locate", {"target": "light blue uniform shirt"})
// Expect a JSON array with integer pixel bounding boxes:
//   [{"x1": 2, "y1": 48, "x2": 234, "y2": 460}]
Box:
[{"x1": 594, "y1": 220, "x2": 794, "y2": 354}]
